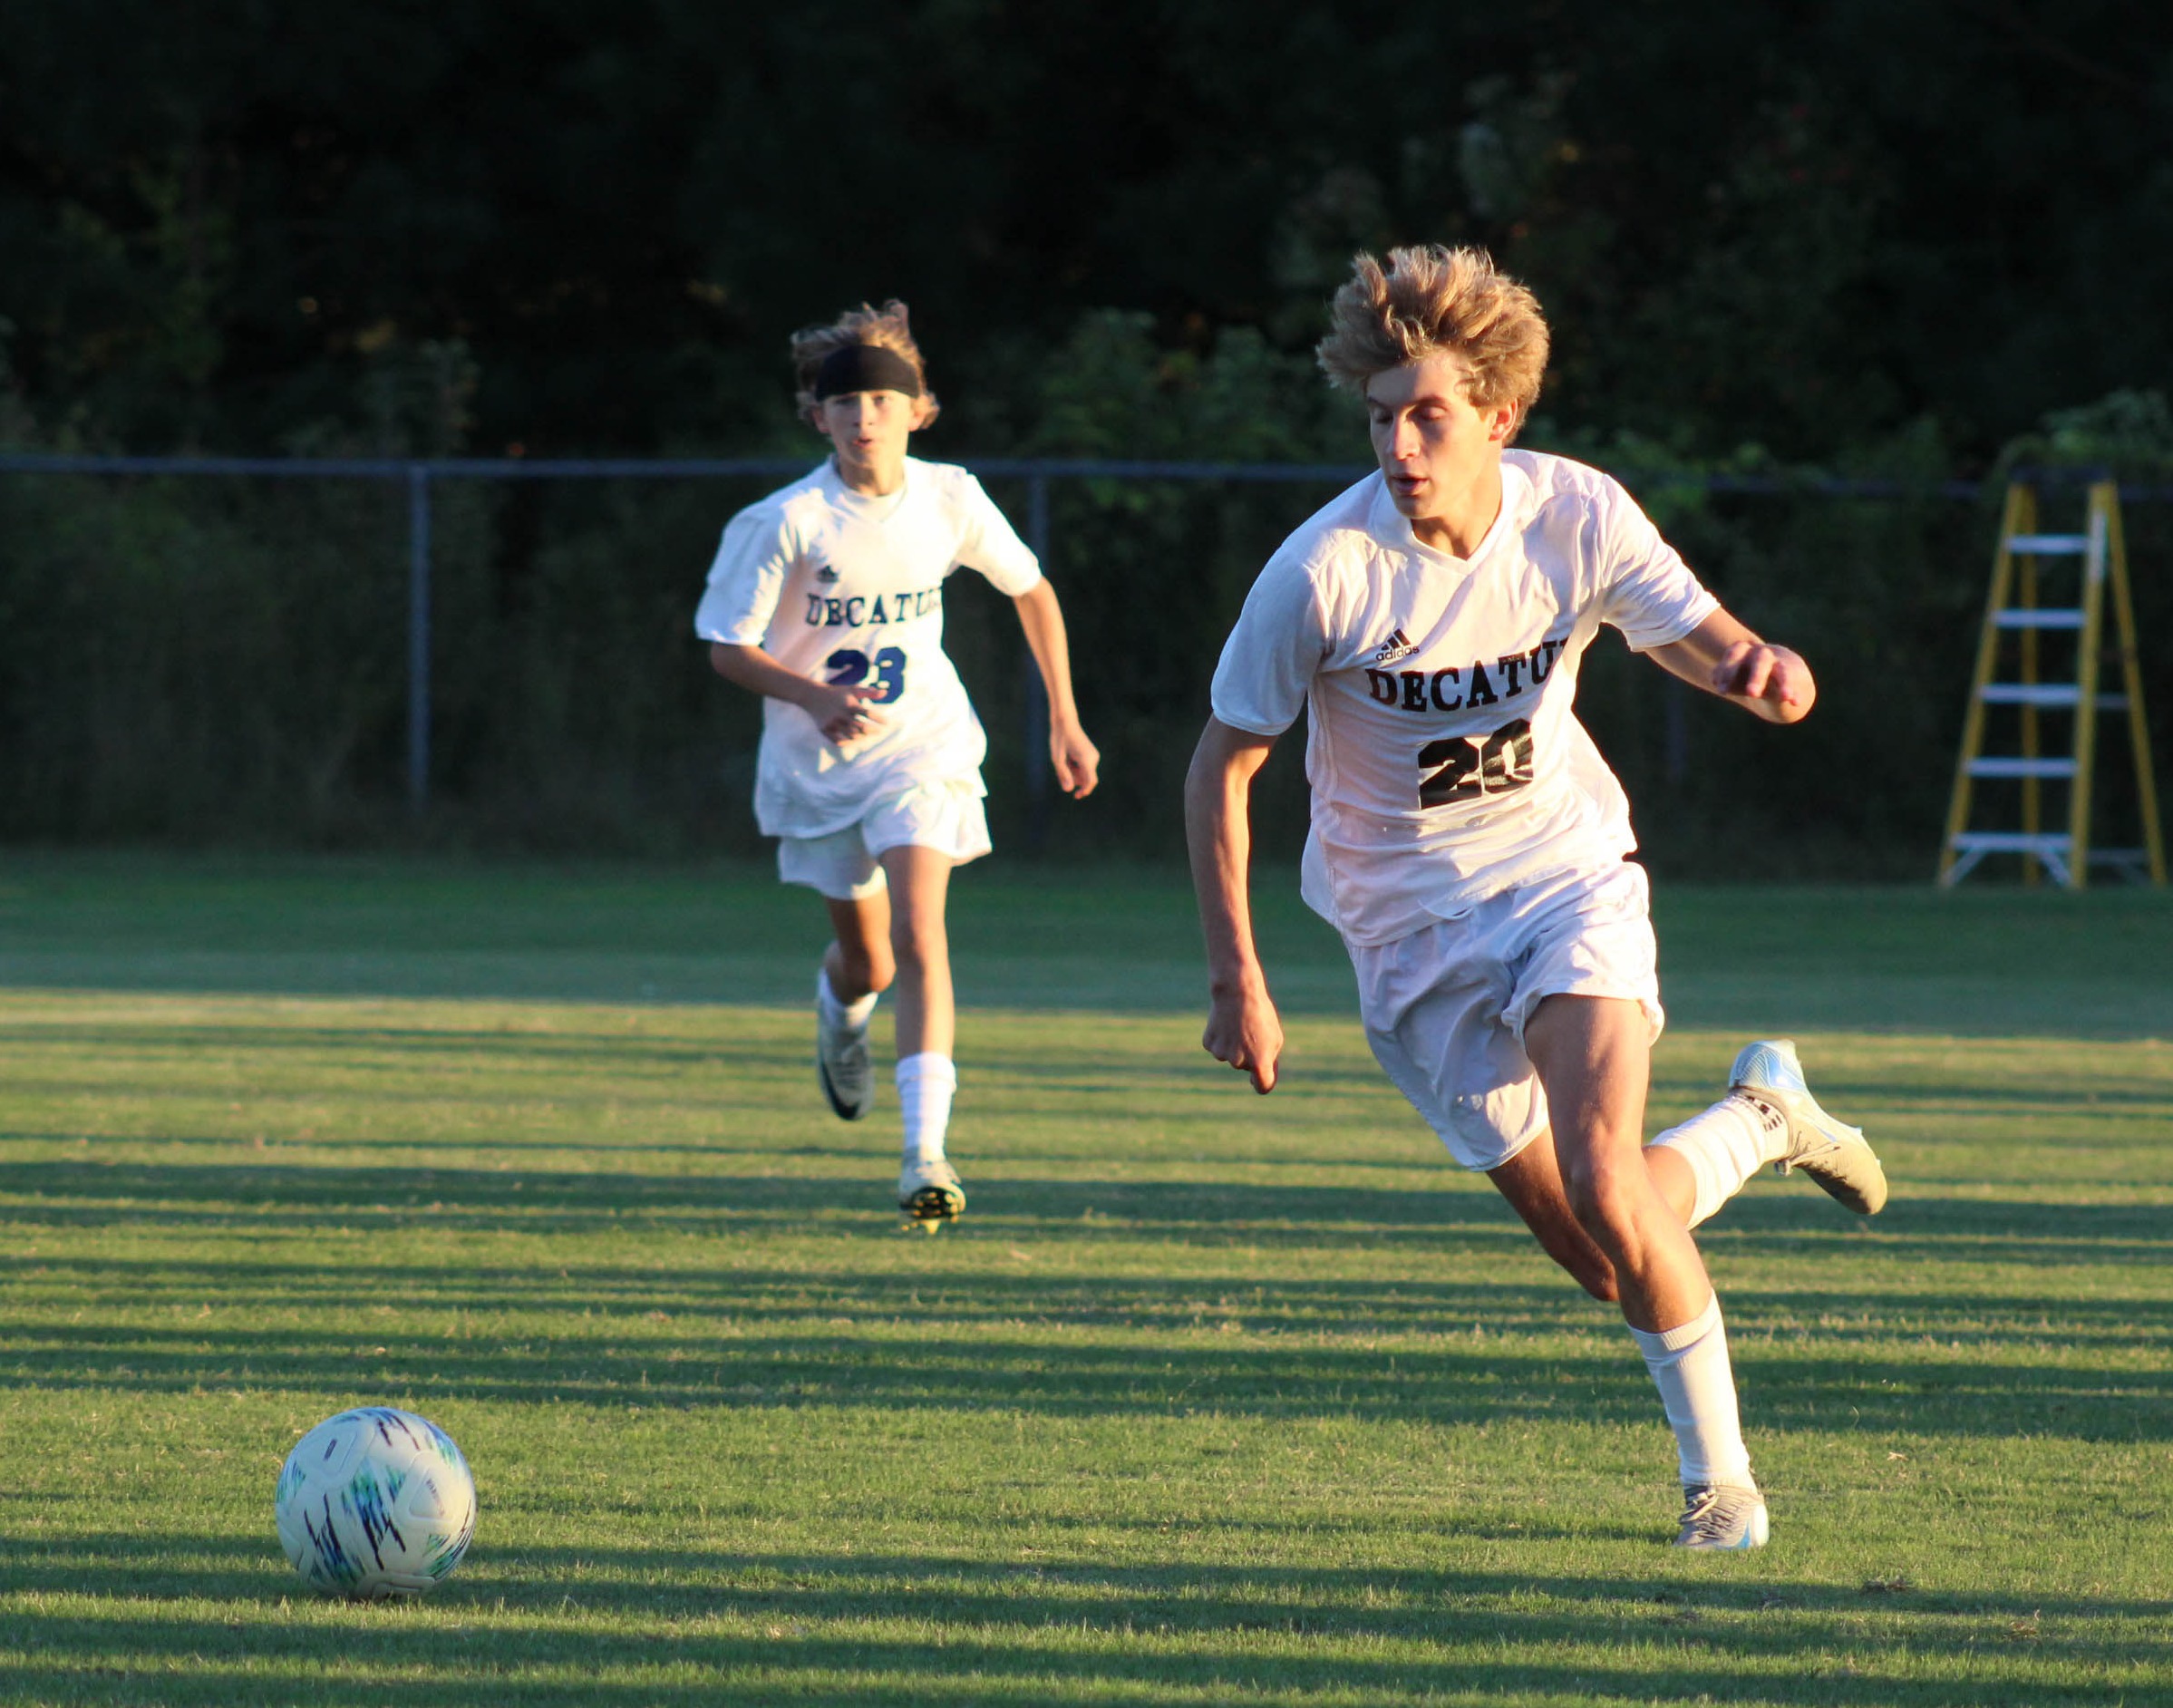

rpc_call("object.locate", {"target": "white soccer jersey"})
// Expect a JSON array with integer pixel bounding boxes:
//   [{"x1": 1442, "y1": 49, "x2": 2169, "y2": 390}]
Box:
[
  {"x1": 1210, "y1": 451, "x2": 1718, "y2": 946},
  {"x1": 694, "y1": 456, "x2": 1043, "y2": 838}
]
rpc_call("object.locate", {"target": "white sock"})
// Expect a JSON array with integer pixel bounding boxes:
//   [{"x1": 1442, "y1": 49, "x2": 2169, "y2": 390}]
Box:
[
  {"x1": 1650, "y1": 1094, "x2": 1786, "y2": 1228},
  {"x1": 1629, "y1": 1293, "x2": 1755, "y2": 1490},
  {"x1": 897, "y1": 1053, "x2": 956, "y2": 1165},
  {"x1": 818, "y1": 967, "x2": 878, "y2": 1032}
]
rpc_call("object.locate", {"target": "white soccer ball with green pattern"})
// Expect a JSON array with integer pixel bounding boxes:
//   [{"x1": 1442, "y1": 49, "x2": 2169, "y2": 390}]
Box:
[{"x1": 275, "y1": 1407, "x2": 477, "y2": 1597}]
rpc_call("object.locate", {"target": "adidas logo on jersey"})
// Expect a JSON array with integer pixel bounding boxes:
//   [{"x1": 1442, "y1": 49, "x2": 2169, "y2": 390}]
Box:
[
  {"x1": 812, "y1": 564, "x2": 840, "y2": 584},
  {"x1": 1371, "y1": 627, "x2": 1416, "y2": 666}
]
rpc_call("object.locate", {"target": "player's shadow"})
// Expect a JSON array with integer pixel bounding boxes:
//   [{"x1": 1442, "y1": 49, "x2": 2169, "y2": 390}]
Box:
[{"x1": 0, "y1": 1531, "x2": 2158, "y2": 1706}]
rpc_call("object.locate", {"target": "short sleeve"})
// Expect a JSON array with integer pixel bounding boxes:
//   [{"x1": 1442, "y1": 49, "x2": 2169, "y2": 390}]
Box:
[
  {"x1": 1209, "y1": 552, "x2": 1329, "y2": 737},
  {"x1": 694, "y1": 504, "x2": 793, "y2": 645},
  {"x1": 949, "y1": 472, "x2": 1043, "y2": 596},
  {"x1": 1593, "y1": 478, "x2": 1719, "y2": 652}
]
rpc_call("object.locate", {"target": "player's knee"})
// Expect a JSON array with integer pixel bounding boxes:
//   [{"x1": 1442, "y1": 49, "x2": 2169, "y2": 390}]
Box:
[
  {"x1": 888, "y1": 916, "x2": 946, "y2": 975},
  {"x1": 1561, "y1": 1152, "x2": 1642, "y2": 1240},
  {"x1": 839, "y1": 941, "x2": 895, "y2": 994}
]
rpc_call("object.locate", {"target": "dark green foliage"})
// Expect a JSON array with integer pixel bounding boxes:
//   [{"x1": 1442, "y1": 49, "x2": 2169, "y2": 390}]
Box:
[
  {"x1": 5, "y1": 1, "x2": 2169, "y2": 461},
  {"x1": 0, "y1": 471, "x2": 415, "y2": 841}
]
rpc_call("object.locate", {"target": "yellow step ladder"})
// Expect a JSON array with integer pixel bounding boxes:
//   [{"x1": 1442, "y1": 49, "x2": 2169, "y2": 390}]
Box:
[{"x1": 1939, "y1": 480, "x2": 2165, "y2": 888}]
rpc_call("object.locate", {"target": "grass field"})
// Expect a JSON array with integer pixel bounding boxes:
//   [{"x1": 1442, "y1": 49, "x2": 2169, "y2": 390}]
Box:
[{"x1": 3, "y1": 855, "x2": 2170, "y2": 1705}]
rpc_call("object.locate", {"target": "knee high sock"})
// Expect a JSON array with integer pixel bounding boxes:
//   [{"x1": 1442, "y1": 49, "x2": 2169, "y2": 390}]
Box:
[
  {"x1": 1629, "y1": 1293, "x2": 1755, "y2": 1490},
  {"x1": 1649, "y1": 1094, "x2": 1787, "y2": 1228},
  {"x1": 819, "y1": 967, "x2": 878, "y2": 1032},
  {"x1": 897, "y1": 1053, "x2": 956, "y2": 1165}
]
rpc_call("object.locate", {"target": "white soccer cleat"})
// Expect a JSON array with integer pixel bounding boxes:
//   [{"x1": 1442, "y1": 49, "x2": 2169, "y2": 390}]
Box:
[
  {"x1": 897, "y1": 1156, "x2": 965, "y2": 1223},
  {"x1": 1674, "y1": 1482, "x2": 1770, "y2": 1550},
  {"x1": 815, "y1": 980, "x2": 876, "y2": 1121},
  {"x1": 1730, "y1": 1039, "x2": 1888, "y2": 1216}
]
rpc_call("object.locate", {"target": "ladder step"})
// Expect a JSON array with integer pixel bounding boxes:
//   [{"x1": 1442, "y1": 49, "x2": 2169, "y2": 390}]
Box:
[
  {"x1": 1979, "y1": 684, "x2": 2081, "y2": 706},
  {"x1": 1950, "y1": 831, "x2": 2073, "y2": 854},
  {"x1": 2089, "y1": 847, "x2": 2152, "y2": 867},
  {"x1": 2004, "y1": 533, "x2": 2091, "y2": 554},
  {"x1": 1993, "y1": 608, "x2": 2085, "y2": 629},
  {"x1": 1967, "y1": 758, "x2": 2077, "y2": 780},
  {"x1": 1976, "y1": 684, "x2": 2129, "y2": 709}
]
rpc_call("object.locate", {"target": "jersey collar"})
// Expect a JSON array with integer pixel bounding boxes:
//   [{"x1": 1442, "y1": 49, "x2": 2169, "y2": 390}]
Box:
[
  {"x1": 820, "y1": 454, "x2": 917, "y2": 519},
  {"x1": 1367, "y1": 457, "x2": 1531, "y2": 569}
]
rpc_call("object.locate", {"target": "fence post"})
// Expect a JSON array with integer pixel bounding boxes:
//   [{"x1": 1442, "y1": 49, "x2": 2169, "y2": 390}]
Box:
[
  {"x1": 1023, "y1": 472, "x2": 1053, "y2": 848},
  {"x1": 406, "y1": 462, "x2": 432, "y2": 816}
]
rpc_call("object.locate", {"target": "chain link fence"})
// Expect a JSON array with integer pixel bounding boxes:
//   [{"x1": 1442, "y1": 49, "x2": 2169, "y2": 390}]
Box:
[{"x1": 2, "y1": 452, "x2": 2166, "y2": 878}]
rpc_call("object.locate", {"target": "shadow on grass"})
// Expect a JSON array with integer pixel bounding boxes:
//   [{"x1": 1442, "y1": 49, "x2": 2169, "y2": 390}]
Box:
[
  {"x1": 1, "y1": 1531, "x2": 2162, "y2": 1707},
  {"x1": 5, "y1": 1247, "x2": 2169, "y2": 1442},
  {"x1": 5, "y1": 1157, "x2": 2170, "y2": 1263},
  {"x1": 3, "y1": 1325, "x2": 2162, "y2": 1441}
]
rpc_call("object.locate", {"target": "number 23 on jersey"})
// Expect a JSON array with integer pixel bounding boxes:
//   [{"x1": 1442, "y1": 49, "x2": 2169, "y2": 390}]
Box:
[{"x1": 824, "y1": 646, "x2": 907, "y2": 703}]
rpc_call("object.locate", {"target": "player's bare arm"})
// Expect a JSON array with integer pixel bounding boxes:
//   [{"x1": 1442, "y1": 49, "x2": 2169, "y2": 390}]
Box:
[
  {"x1": 1184, "y1": 716, "x2": 1284, "y2": 1093},
  {"x1": 708, "y1": 640, "x2": 885, "y2": 744},
  {"x1": 1646, "y1": 609, "x2": 1816, "y2": 724},
  {"x1": 1010, "y1": 579, "x2": 1101, "y2": 798}
]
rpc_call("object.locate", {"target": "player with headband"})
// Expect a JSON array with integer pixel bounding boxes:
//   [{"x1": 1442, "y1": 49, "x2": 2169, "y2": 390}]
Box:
[
  {"x1": 1186, "y1": 246, "x2": 1888, "y2": 1548},
  {"x1": 696, "y1": 300, "x2": 1099, "y2": 1226}
]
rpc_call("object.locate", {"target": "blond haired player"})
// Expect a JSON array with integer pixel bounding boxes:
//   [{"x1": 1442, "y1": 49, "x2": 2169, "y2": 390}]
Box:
[
  {"x1": 1185, "y1": 247, "x2": 1887, "y2": 1548},
  {"x1": 697, "y1": 301, "x2": 1098, "y2": 1225}
]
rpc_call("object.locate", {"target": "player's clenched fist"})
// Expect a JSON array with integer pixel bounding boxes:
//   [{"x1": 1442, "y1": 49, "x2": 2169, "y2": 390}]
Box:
[
  {"x1": 1712, "y1": 641, "x2": 1816, "y2": 723},
  {"x1": 1051, "y1": 723, "x2": 1101, "y2": 799},
  {"x1": 1203, "y1": 986, "x2": 1284, "y2": 1094},
  {"x1": 807, "y1": 681, "x2": 888, "y2": 745}
]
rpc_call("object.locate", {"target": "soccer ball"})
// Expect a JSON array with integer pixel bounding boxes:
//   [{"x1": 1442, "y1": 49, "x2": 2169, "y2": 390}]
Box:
[{"x1": 274, "y1": 1406, "x2": 477, "y2": 1597}]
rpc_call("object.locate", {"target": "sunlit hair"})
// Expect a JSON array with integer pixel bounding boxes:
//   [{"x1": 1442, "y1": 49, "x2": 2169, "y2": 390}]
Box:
[
  {"x1": 790, "y1": 300, "x2": 940, "y2": 430},
  {"x1": 1316, "y1": 246, "x2": 1550, "y2": 434}
]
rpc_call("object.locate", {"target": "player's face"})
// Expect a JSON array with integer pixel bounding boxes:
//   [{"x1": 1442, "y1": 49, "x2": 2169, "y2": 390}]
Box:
[
  {"x1": 1365, "y1": 357, "x2": 1518, "y2": 522},
  {"x1": 820, "y1": 388, "x2": 928, "y2": 494}
]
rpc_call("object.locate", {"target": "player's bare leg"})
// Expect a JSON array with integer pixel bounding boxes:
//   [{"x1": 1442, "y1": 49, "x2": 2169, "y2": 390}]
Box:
[
  {"x1": 813, "y1": 890, "x2": 892, "y2": 1121},
  {"x1": 1522, "y1": 993, "x2": 1767, "y2": 1548},
  {"x1": 878, "y1": 844, "x2": 966, "y2": 1226},
  {"x1": 1484, "y1": 1135, "x2": 1619, "y2": 1303},
  {"x1": 1521, "y1": 995, "x2": 1709, "y2": 1331},
  {"x1": 822, "y1": 891, "x2": 896, "y2": 1007},
  {"x1": 877, "y1": 844, "x2": 955, "y2": 1059},
  {"x1": 1487, "y1": 1121, "x2": 1702, "y2": 1303}
]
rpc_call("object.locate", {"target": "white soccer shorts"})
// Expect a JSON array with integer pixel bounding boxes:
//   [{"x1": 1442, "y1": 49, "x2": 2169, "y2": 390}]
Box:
[
  {"x1": 1350, "y1": 859, "x2": 1665, "y2": 1172},
  {"x1": 775, "y1": 779, "x2": 993, "y2": 900}
]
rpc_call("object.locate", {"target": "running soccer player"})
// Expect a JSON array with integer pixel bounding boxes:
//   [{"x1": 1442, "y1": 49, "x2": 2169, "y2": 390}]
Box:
[
  {"x1": 1185, "y1": 247, "x2": 1887, "y2": 1548},
  {"x1": 695, "y1": 301, "x2": 1099, "y2": 1226}
]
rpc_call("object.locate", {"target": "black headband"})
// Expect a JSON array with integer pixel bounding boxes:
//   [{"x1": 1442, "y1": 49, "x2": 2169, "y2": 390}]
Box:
[{"x1": 812, "y1": 344, "x2": 924, "y2": 400}]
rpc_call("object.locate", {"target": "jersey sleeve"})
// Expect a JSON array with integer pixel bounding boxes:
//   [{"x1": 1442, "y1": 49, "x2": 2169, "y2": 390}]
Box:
[
  {"x1": 1592, "y1": 479, "x2": 1720, "y2": 653},
  {"x1": 949, "y1": 472, "x2": 1043, "y2": 597},
  {"x1": 693, "y1": 503, "x2": 794, "y2": 645},
  {"x1": 1209, "y1": 551, "x2": 1330, "y2": 737}
]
